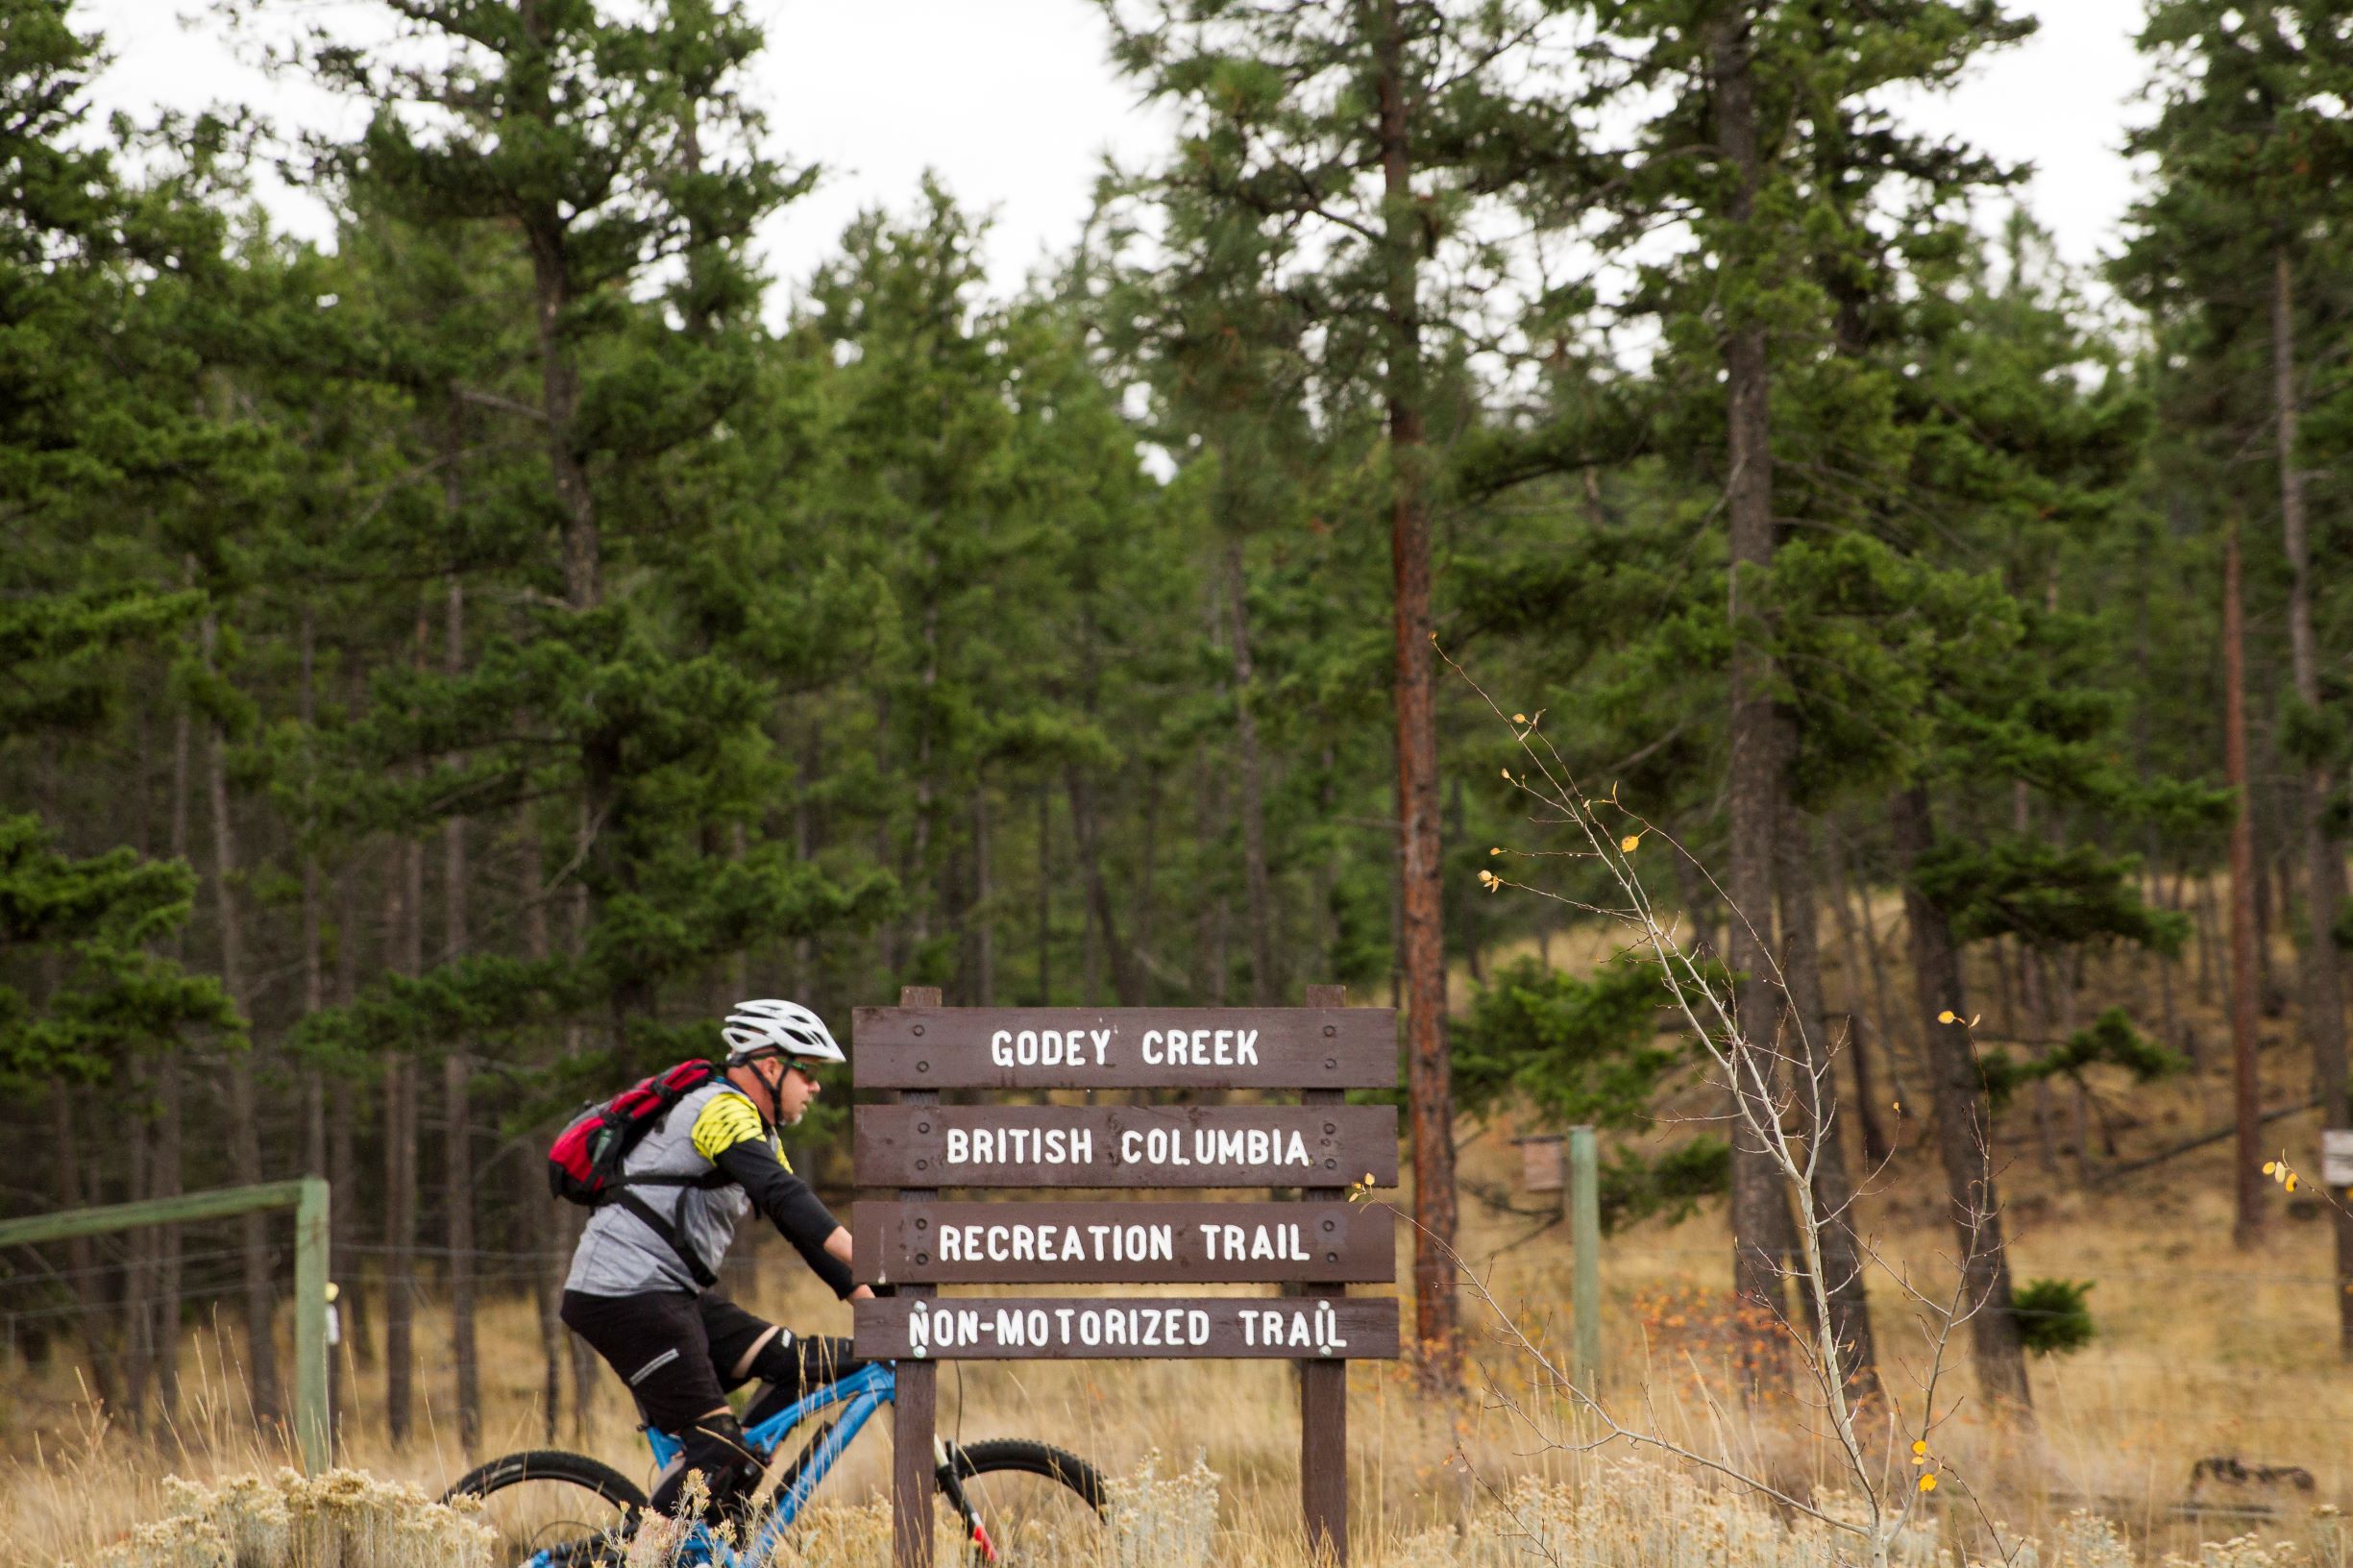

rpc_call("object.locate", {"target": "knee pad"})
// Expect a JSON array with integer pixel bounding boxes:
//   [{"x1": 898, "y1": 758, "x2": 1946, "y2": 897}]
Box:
[
  {"x1": 650, "y1": 1411, "x2": 765, "y2": 1523},
  {"x1": 746, "y1": 1329, "x2": 804, "y2": 1388}
]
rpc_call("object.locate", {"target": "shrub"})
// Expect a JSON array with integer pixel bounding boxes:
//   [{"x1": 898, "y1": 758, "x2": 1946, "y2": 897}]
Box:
[{"x1": 2012, "y1": 1277, "x2": 2096, "y2": 1357}]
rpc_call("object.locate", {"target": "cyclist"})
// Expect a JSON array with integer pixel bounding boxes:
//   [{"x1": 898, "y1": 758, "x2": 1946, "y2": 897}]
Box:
[{"x1": 559, "y1": 998, "x2": 870, "y2": 1525}]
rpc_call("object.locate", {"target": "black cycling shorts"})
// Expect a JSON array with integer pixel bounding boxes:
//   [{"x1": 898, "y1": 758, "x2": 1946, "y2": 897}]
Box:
[{"x1": 561, "y1": 1289, "x2": 785, "y2": 1440}]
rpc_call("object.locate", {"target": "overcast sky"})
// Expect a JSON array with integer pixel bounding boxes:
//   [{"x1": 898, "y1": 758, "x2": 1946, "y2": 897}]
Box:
[{"x1": 81, "y1": 0, "x2": 2158, "y2": 303}]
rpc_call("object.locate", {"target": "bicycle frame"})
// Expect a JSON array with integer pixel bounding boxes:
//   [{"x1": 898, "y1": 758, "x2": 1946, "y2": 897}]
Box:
[{"x1": 637, "y1": 1360, "x2": 898, "y2": 1567}]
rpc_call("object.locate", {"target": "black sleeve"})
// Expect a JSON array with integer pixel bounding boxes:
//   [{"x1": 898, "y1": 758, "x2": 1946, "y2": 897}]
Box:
[{"x1": 712, "y1": 1140, "x2": 856, "y2": 1300}]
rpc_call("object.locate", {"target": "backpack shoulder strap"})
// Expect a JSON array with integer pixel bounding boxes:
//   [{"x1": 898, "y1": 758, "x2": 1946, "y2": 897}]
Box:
[{"x1": 611, "y1": 1188, "x2": 720, "y2": 1290}]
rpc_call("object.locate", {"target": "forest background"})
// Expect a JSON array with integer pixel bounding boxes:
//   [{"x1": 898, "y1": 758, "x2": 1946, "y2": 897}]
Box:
[{"x1": 5, "y1": 0, "x2": 2353, "y2": 1545}]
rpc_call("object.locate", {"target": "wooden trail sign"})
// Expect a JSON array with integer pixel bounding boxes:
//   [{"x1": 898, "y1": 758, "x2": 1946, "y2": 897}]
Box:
[
  {"x1": 857, "y1": 991, "x2": 1398, "y2": 1568},
  {"x1": 853, "y1": 1199, "x2": 1396, "y2": 1285},
  {"x1": 855, "y1": 1295, "x2": 1401, "y2": 1359},
  {"x1": 851, "y1": 1005, "x2": 1392, "y2": 1090},
  {"x1": 853, "y1": 1103, "x2": 1398, "y2": 1188}
]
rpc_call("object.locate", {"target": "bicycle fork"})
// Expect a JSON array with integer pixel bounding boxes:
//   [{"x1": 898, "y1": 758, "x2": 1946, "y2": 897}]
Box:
[{"x1": 932, "y1": 1438, "x2": 999, "y2": 1566}]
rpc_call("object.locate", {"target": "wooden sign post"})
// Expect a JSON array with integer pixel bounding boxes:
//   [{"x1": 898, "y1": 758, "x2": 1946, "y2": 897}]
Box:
[{"x1": 852, "y1": 989, "x2": 1398, "y2": 1568}]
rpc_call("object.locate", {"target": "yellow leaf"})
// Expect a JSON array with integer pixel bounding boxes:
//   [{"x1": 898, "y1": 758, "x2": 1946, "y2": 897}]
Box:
[
  {"x1": 1911, "y1": 1440, "x2": 1927, "y2": 1456},
  {"x1": 1512, "y1": 713, "x2": 1527, "y2": 723},
  {"x1": 2264, "y1": 1162, "x2": 2279, "y2": 1176},
  {"x1": 2288, "y1": 1173, "x2": 2300, "y2": 1192},
  {"x1": 1918, "y1": 1475, "x2": 1937, "y2": 1493},
  {"x1": 1490, "y1": 846, "x2": 1503, "y2": 856},
  {"x1": 1620, "y1": 834, "x2": 1641, "y2": 853},
  {"x1": 1911, "y1": 1455, "x2": 1925, "y2": 1466},
  {"x1": 1936, "y1": 1010, "x2": 1957, "y2": 1025}
]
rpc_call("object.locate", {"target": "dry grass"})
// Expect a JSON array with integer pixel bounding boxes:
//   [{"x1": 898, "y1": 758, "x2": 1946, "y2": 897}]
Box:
[
  {"x1": 8, "y1": 888, "x2": 2348, "y2": 1565},
  {"x1": 12, "y1": 1151, "x2": 2353, "y2": 1568}
]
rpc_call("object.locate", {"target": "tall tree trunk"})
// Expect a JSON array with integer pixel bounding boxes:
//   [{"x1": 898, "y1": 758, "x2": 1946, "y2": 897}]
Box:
[
  {"x1": 1374, "y1": 0, "x2": 1458, "y2": 1384},
  {"x1": 51, "y1": 1085, "x2": 120, "y2": 1409},
  {"x1": 205, "y1": 611, "x2": 278, "y2": 1423},
  {"x1": 296, "y1": 616, "x2": 329, "y2": 1442},
  {"x1": 902, "y1": 603, "x2": 941, "y2": 961},
  {"x1": 383, "y1": 832, "x2": 422, "y2": 1444},
  {"x1": 331, "y1": 862, "x2": 373, "y2": 1376},
  {"x1": 1891, "y1": 786, "x2": 2031, "y2": 1408},
  {"x1": 155, "y1": 1055, "x2": 184, "y2": 1417},
  {"x1": 1190, "y1": 747, "x2": 1227, "y2": 1004},
  {"x1": 154, "y1": 666, "x2": 193, "y2": 1419},
  {"x1": 2195, "y1": 871, "x2": 2221, "y2": 1006},
  {"x1": 1133, "y1": 778, "x2": 1163, "y2": 1002},
  {"x1": 1822, "y1": 834, "x2": 1893, "y2": 1162},
  {"x1": 1036, "y1": 786, "x2": 1053, "y2": 1004},
  {"x1": 1710, "y1": 10, "x2": 1789, "y2": 1377},
  {"x1": 521, "y1": 815, "x2": 566, "y2": 1440},
  {"x1": 1064, "y1": 768, "x2": 1144, "y2": 1006},
  {"x1": 121, "y1": 1062, "x2": 155, "y2": 1429},
  {"x1": 2224, "y1": 522, "x2": 2266, "y2": 1249},
  {"x1": 793, "y1": 722, "x2": 821, "y2": 997},
  {"x1": 440, "y1": 560, "x2": 480, "y2": 1453},
  {"x1": 972, "y1": 786, "x2": 994, "y2": 1006},
  {"x1": 2272, "y1": 246, "x2": 2351, "y2": 1347},
  {"x1": 1777, "y1": 810, "x2": 1880, "y2": 1403},
  {"x1": 300, "y1": 609, "x2": 329, "y2": 1184},
  {"x1": 444, "y1": 1050, "x2": 479, "y2": 1456},
  {"x1": 1223, "y1": 541, "x2": 1279, "y2": 1004}
]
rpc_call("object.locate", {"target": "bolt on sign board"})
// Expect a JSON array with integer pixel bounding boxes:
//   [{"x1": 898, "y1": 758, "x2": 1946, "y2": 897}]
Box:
[{"x1": 852, "y1": 990, "x2": 1397, "y2": 1568}]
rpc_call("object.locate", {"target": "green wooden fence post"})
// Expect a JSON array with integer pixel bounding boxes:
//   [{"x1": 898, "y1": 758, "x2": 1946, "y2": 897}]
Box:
[
  {"x1": 293, "y1": 1176, "x2": 331, "y2": 1472},
  {"x1": 0, "y1": 1180, "x2": 331, "y2": 1471},
  {"x1": 1570, "y1": 1126, "x2": 1602, "y2": 1389}
]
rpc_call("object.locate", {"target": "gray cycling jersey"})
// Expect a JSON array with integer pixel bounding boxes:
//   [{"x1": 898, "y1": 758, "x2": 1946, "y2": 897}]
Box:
[{"x1": 565, "y1": 1081, "x2": 772, "y2": 1297}]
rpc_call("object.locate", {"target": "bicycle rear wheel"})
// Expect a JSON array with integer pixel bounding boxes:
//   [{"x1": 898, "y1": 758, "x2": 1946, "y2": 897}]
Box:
[
  {"x1": 442, "y1": 1450, "x2": 647, "y2": 1567},
  {"x1": 934, "y1": 1438, "x2": 1107, "y2": 1566}
]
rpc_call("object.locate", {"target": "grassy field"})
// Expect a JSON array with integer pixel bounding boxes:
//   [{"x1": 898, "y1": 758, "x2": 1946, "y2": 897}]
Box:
[{"x1": 10, "y1": 919, "x2": 2353, "y2": 1565}]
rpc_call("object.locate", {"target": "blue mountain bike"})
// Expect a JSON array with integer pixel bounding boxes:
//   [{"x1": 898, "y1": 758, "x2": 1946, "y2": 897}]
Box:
[{"x1": 443, "y1": 1359, "x2": 1105, "y2": 1566}]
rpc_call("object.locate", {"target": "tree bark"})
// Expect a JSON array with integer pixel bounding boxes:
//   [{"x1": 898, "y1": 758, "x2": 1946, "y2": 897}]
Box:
[
  {"x1": 2272, "y1": 246, "x2": 2351, "y2": 1347},
  {"x1": 1822, "y1": 834, "x2": 1894, "y2": 1162},
  {"x1": 1223, "y1": 540, "x2": 1279, "y2": 1004},
  {"x1": 296, "y1": 611, "x2": 331, "y2": 1223},
  {"x1": 440, "y1": 553, "x2": 480, "y2": 1451},
  {"x1": 2224, "y1": 522, "x2": 2266, "y2": 1249},
  {"x1": 1890, "y1": 785, "x2": 2031, "y2": 1408},
  {"x1": 1374, "y1": 0, "x2": 1458, "y2": 1384},
  {"x1": 331, "y1": 860, "x2": 373, "y2": 1376},
  {"x1": 444, "y1": 1049, "x2": 479, "y2": 1456},
  {"x1": 971, "y1": 786, "x2": 994, "y2": 1005},
  {"x1": 154, "y1": 1055, "x2": 184, "y2": 1416},
  {"x1": 1064, "y1": 767, "x2": 1144, "y2": 1006},
  {"x1": 1037, "y1": 786, "x2": 1053, "y2": 1004},
  {"x1": 383, "y1": 829, "x2": 422, "y2": 1443},
  {"x1": 121, "y1": 1063, "x2": 155, "y2": 1428},
  {"x1": 51, "y1": 1085, "x2": 119, "y2": 1409},
  {"x1": 204, "y1": 611, "x2": 278, "y2": 1423},
  {"x1": 518, "y1": 813, "x2": 565, "y2": 1438},
  {"x1": 1777, "y1": 809, "x2": 1881, "y2": 1403},
  {"x1": 1709, "y1": 8, "x2": 1789, "y2": 1379}
]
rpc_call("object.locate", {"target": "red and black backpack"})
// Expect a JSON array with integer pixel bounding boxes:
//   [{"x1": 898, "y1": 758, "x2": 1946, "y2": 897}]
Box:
[{"x1": 547, "y1": 1059, "x2": 726, "y2": 1208}]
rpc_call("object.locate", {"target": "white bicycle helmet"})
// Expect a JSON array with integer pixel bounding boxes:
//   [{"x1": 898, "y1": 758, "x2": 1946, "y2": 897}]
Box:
[{"x1": 722, "y1": 998, "x2": 846, "y2": 1066}]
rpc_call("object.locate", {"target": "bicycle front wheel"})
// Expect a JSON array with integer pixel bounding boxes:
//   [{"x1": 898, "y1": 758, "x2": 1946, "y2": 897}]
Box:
[
  {"x1": 934, "y1": 1439, "x2": 1107, "y2": 1565},
  {"x1": 442, "y1": 1450, "x2": 647, "y2": 1567}
]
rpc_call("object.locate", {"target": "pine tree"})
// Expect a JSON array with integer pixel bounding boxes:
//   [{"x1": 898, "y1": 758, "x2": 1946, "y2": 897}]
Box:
[{"x1": 2120, "y1": 0, "x2": 2353, "y2": 1349}]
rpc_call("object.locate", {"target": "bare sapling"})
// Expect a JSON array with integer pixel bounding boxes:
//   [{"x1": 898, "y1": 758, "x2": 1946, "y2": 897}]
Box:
[{"x1": 1436, "y1": 650, "x2": 2023, "y2": 1568}]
